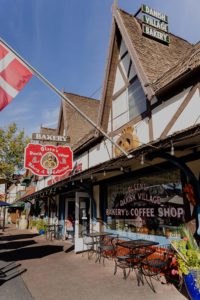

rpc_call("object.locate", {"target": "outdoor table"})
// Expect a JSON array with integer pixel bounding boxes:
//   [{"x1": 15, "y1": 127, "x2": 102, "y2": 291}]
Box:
[
  {"x1": 86, "y1": 232, "x2": 113, "y2": 239},
  {"x1": 117, "y1": 239, "x2": 159, "y2": 250},
  {"x1": 116, "y1": 239, "x2": 159, "y2": 283}
]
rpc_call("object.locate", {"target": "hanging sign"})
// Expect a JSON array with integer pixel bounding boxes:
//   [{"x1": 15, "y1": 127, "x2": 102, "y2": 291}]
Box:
[
  {"x1": 141, "y1": 4, "x2": 170, "y2": 44},
  {"x1": 32, "y1": 133, "x2": 70, "y2": 143},
  {"x1": 24, "y1": 143, "x2": 73, "y2": 176},
  {"x1": 142, "y1": 4, "x2": 168, "y2": 23}
]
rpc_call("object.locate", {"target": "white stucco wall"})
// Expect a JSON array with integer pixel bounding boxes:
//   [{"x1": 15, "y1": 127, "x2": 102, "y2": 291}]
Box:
[
  {"x1": 112, "y1": 90, "x2": 128, "y2": 131},
  {"x1": 134, "y1": 118, "x2": 150, "y2": 144},
  {"x1": 88, "y1": 140, "x2": 112, "y2": 167},
  {"x1": 120, "y1": 52, "x2": 130, "y2": 78},
  {"x1": 168, "y1": 88, "x2": 200, "y2": 135},
  {"x1": 113, "y1": 66, "x2": 125, "y2": 94},
  {"x1": 152, "y1": 87, "x2": 190, "y2": 140}
]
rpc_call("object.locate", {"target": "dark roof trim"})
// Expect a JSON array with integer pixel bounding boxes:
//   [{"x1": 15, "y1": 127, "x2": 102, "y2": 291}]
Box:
[{"x1": 114, "y1": 8, "x2": 155, "y2": 100}]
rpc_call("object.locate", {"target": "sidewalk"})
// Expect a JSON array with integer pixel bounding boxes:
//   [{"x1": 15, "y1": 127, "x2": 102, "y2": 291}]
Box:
[{"x1": 0, "y1": 225, "x2": 188, "y2": 300}]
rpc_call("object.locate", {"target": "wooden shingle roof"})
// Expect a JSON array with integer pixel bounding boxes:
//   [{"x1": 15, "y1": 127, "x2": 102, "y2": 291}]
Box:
[
  {"x1": 152, "y1": 42, "x2": 200, "y2": 92},
  {"x1": 61, "y1": 92, "x2": 99, "y2": 148},
  {"x1": 117, "y1": 9, "x2": 193, "y2": 91}
]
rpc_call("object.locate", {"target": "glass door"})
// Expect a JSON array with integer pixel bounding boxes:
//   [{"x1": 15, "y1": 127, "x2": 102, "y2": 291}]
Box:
[{"x1": 75, "y1": 192, "x2": 90, "y2": 253}]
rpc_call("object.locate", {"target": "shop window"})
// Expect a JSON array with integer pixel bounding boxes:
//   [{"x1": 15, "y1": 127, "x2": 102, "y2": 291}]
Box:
[
  {"x1": 128, "y1": 78, "x2": 146, "y2": 120},
  {"x1": 105, "y1": 168, "x2": 185, "y2": 238}
]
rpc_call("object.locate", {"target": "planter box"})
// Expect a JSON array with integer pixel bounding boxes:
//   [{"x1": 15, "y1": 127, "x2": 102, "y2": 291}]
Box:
[{"x1": 184, "y1": 271, "x2": 200, "y2": 300}]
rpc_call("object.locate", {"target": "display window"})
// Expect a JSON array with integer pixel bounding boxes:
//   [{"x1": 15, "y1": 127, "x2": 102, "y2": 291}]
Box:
[{"x1": 105, "y1": 168, "x2": 185, "y2": 238}]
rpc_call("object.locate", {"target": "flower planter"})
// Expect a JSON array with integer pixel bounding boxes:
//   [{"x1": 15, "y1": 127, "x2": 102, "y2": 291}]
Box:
[{"x1": 184, "y1": 271, "x2": 200, "y2": 300}]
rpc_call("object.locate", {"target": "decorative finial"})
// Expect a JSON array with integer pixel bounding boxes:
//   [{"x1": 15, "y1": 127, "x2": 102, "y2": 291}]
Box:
[
  {"x1": 114, "y1": 0, "x2": 118, "y2": 7},
  {"x1": 112, "y1": 0, "x2": 118, "y2": 13}
]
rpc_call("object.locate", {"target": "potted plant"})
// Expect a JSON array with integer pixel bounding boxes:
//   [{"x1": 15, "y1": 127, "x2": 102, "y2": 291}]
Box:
[
  {"x1": 171, "y1": 226, "x2": 200, "y2": 300},
  {"x1": 36, "y1": 219, "x2": 47, "y2": 235}
]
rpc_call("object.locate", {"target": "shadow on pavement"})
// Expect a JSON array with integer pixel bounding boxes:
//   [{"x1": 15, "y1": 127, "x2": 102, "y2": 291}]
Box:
[
  {"x1": 0, "y1": 245, "x2": 64, "y2": 262},
  {"x1": 0, "y1": 268, "x2": 27, "y2": 286},
  {"x1": 64, "y1": 245, "x2": 74, "y2": 253},
  {"x1": 0, "y1": 234, "x2": 39, "y2": 241},
  {"x1": 0, "y1": 240, "x2": 37, "y2": 250}
]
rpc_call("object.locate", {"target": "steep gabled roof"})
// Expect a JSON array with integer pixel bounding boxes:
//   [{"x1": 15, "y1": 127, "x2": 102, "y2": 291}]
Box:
[
  {"x1": 57, "y1": 92, "x2": 100, "y2": 148},
  {"x1": 116, "y1": 8, "x2": 193, "y2": 92},
  {"x1": 97, "y1": 6, "x2": 194, "y2": 131},
  {"x1": 152, "y1": 42, "x2": 200, "y2": 92}
]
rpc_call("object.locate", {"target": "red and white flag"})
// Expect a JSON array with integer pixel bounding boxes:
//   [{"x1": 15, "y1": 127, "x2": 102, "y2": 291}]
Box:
[{"x1": 0, "y1": 42, "x2": 33, "y2": 111}]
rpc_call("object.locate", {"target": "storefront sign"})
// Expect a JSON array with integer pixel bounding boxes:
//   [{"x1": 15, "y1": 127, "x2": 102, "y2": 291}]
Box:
[
  {"x1": 141, "y1": 4, "x2": 170, "y2": 44},
  {"x1": 142, "y1": 15, "x2": 168, "y2": 32},
  {"x1": 142, "y1": 4, "x2": 168, "y2": 23},
  {"x1": 106, "y1": 207, "x2": 184, "y2": 218},
  {"x1": 32, "y1": 133, "x2": 69, "y2": 143},
  {"x1": 142, "y1": 25, "x2": 169, "y2": 44},
  {"x1": 24, "y1": 143, "x2": 73, "y2": 176}
]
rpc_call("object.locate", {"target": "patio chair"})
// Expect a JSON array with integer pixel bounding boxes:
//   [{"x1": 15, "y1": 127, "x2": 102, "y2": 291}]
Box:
[
  {"x1": 113, "y1": 237, "x2": 135, "y2": 279},
  {"x1": 81, "y1": 229, "x2": 99, "y2": 260},
  {"x1": 139, "y1": 244, "x2": 174, "y2": 292},
  {"x1": 96, "y1": 234, "x2": 118, "y2": 264},
  {"x1": 114, "y1": 238, "x2": 156, "y2": 280}
]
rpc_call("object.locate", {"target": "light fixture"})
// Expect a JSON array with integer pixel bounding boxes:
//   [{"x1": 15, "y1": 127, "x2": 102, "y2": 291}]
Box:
[
  {"x1": 140, "y1": 153, "x2": 144, "y2": 165},
  {"x1": 90, "y1": 174, "x2": 93, "y2": 180},
  {"x1": 72, "y1": 181, "x2": 75, "y2": 185},
  {"x1": 170, "y1": 141, "x2": 175, "y2": 156},
  {"x1": 120, "y1": 166, "x2": 124, "y2": 172},
  {"x1": 103, "y1": 170, "x2": 106, "y2": 177},
  {"x1": 80, "y1": 178, "x2": 83, "y2": 183}
]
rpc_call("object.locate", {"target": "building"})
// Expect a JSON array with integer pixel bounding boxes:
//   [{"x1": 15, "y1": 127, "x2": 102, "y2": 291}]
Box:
[{"x1": 15, "y1": 3, "x2": 200, "y2": 251}]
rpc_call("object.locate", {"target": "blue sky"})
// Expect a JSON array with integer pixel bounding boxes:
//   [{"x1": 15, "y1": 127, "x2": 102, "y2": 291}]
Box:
[{"x1": 0, "y1": 0, "x2": 200, "y2": 137}]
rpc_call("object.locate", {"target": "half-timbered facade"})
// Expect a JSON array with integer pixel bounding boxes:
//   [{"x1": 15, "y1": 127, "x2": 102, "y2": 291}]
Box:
[{"x1": 15, "y1": 3, "x2": 200, "y2": 250}]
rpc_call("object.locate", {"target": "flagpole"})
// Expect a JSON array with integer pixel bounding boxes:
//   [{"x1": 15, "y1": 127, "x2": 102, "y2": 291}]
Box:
[{"x1": 0, "y1": 38, "x2": 132, "y2": 159}]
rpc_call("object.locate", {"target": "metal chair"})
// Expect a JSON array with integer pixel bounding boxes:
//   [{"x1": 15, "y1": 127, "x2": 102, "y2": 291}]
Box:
[
  {"x1": 139, "y1": 244, "x2": 174, "y2": 292},
  {"x1": 114, "y1": 238, "x2": 156, "y2": 280},
  {"x1": 81, "y1": 229, "x2": 99, "y2": 260},
  {"x1": 113, "y1": 237, "x2": 134, "y2": 279},
  {"x1": 96, "y1": 234, "x2": 118, "y2": 264}
]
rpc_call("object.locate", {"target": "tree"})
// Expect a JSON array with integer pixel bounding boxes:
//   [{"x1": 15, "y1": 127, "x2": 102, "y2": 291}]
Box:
[{"x1": 0, "y1": 123, "x2": 30, "y2": 181}]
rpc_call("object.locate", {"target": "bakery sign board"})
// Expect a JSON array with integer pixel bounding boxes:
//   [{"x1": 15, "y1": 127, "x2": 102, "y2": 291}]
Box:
[
  {"x1": 141, "y1": 4, "x2": 170, "y2": 44},
  {"x1": 32, "y1": 133, "x2": 69, "y2": 143},
  {"x1": 24, "y1": 143, "x2": 73, "y2": 176}
]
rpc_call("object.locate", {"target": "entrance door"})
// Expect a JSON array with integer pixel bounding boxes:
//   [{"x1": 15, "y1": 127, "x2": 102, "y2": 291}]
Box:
[
  {"x1": 74, "y1": 192, "x2": 90, "y2": 253},
  {"x1": 64, "y1": 198, "x2": 75, "y2": 241}
]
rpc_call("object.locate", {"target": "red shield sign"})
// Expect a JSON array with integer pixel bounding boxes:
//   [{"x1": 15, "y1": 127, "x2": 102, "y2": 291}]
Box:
[{"x1": 24, "y1": 143, "x2": 73, "y2": 176}]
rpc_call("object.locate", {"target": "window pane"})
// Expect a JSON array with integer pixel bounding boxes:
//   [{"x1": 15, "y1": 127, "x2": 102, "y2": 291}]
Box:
[{"x1": 128, "y1": 78, "x2": 146, "y2": 120}]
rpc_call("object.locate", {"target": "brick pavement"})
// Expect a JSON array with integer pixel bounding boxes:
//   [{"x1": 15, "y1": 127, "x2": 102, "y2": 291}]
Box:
[{"x1": 0, "y1": 225, "x2": 188, "y2": 300}]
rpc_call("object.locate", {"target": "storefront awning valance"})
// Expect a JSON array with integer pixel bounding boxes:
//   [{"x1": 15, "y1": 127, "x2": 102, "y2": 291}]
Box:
[{"x1": 9, "y1": 201, "x2": 25, "y2": 208}]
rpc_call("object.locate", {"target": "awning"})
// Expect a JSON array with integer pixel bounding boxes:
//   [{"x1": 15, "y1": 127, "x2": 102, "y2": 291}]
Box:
[
  {"x1": 0, "y1": 201, "x2": 11, "y2": 207},
  {"x1": 9, "y1": 201, "x2": 25, "y2": 208}
]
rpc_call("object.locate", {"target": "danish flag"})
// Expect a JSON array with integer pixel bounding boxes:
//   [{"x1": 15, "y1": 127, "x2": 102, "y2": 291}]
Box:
[{"x1": 0, "y1": 42, "x2": 33, "y2": 111}]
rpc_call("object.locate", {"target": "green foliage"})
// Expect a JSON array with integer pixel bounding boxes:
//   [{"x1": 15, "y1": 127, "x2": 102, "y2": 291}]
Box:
[
  {"x1": 36, "y1": 219, "x2": 47, "y2": 232},
  {"x1": 30, "y1": 219, "x2": 37, "y2": 227},
  {"x1": 30, "y1": 219, "x2": 47, "y2": 232},
  {"x1": 0, "y1": 123, "x2": 30, "y2": 180},
  {"x1": 171, "y1": 226, "x2": 200, "y2": 276},
  {"x1": 179, "y1": 225, "x2": 199, "y2": 250}
]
